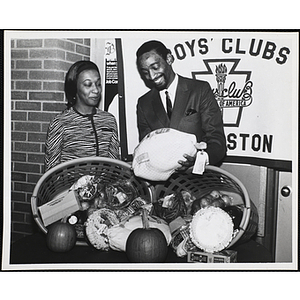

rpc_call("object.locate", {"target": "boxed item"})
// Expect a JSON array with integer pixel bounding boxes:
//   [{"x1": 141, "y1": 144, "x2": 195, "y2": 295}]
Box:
[
  {"x1": 187, "y1": 249, "x2": 237, "y2": 263},
  {"x1": 38, "y1": 189, "x2": 81, "y2": 227}
]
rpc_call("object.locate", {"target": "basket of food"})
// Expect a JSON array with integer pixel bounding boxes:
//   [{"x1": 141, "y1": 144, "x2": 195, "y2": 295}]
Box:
[
  {"x1": 31, "y1": 157, "x2": 153, "y2": 248},
  {"x1": 151, "y1": 165, "x2": 258, "y2": 256}
]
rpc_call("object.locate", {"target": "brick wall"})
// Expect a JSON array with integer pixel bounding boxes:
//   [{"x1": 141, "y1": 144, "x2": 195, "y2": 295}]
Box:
[{"x1": 11, "y1": 38, "x2": 91, "y2": 243}]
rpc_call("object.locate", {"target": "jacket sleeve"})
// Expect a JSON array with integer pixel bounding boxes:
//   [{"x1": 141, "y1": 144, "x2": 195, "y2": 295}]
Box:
[
  {"x1": 44, "y1": 116, "x2": 64, "y2": 172},
  {"x1": 199, "y1": 81, "x2": 227, "y2": 165},
  {"x1": 108, "y1": 117, "x2": 121, "y2": 160},
  {"x1": 136, "y1": 99, "x2": 152, "y2": 142}
]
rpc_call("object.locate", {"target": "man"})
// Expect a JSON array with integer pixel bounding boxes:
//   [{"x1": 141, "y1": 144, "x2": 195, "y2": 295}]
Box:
[{"x1": 136, "y1": 40, "x2": 227, "y2": 168}]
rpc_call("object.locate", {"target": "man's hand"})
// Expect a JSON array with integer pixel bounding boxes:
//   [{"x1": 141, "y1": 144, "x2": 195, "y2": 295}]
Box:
[
  {"x1": 176, "y1": 143, "x2": 207, "y2": 172},
  {"x1": 176, "y1": 154, "x2": 196, "y2": 172}
]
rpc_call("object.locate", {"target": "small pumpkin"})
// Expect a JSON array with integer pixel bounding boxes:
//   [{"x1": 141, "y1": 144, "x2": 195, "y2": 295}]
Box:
[
  {"x1": 46, "y1": 222, "x2": 77, "y2": 252},
  {"x1": 126, "y1": 210, "x2": 168, "y2": 263}
]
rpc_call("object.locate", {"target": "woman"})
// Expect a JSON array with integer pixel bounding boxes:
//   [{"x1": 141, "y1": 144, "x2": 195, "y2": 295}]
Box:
[{"x1": 44, "y1": 60, "x2": 120, "y2": 171}]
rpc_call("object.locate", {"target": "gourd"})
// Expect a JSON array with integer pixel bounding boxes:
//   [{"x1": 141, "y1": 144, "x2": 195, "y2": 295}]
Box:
[
  {"x1": 46, "y1": 222, "x2": 77, "y2": 252},
  {"x1": 125, "y1": 210, "x2": 168, "y2": 263}
]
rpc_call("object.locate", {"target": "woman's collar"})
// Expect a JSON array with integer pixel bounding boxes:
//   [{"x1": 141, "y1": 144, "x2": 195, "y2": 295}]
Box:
[{"x1": 72, "y1": 106, "x2": 97, "y2": 117}]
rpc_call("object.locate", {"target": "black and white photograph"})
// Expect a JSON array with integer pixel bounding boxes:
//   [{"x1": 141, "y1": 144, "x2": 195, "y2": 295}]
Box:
[{"x1": 1, "y1": 30, "x2": 298, "y2": 274}]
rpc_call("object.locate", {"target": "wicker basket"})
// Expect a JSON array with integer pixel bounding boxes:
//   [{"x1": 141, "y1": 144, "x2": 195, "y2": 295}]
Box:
[
  {"x1": 31, "y1": 157, "x2": 153, "y2": 245},
  {"x1": 153, "y1": 165, "x2": 258, "y2": 248}
]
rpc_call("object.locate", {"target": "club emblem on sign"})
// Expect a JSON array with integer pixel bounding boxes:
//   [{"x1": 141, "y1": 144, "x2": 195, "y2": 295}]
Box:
[
  {"x1": 192, "y1": 59, "x2": 253, "y2": 127},
  {"x1": 215, "y1": 63, "x2": 227, "y2": 98}
]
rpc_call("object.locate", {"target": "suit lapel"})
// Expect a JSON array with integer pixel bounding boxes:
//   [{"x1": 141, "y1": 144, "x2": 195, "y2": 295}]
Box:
[{"x1": 170, "y1": 76, "x2": 190, "y2": 128}]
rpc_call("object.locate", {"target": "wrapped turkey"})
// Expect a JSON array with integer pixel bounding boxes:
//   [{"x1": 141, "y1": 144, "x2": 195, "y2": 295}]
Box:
[{"x1": 132, "y1": 128, "x2": 198, "y2": 181}]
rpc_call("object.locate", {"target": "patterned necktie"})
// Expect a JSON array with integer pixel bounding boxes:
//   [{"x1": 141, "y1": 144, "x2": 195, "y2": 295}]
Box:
[{"x1": 165, "y1": 90, "x2": 172, "y2": 119}]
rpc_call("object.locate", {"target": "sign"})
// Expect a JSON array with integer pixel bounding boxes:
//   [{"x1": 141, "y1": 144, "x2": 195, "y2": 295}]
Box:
[
  {"x1": 103, "y1": 39, "x2": 129, "y2": 160},
  {"x1": 97, "y1": 31, "x2": 298, "y2": 171},
  {"x1": 103, "y1": 39, "x2": 118, "y2": 111}
]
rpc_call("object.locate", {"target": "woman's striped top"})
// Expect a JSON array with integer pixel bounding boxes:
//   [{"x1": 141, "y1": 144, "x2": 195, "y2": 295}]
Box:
[{"x1": 44, "y1": 107, "x2": 120, "y2": 171}]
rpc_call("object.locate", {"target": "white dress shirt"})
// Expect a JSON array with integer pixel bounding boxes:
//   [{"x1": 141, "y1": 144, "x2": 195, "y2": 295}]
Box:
[{"x1": 159, "y1": 73, "x2": 178, "y2": 113}]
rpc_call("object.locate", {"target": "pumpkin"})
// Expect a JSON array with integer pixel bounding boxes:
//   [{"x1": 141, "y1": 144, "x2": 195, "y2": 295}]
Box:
[
  {"x1": 126, "y1": 210, "x2": 168, "y2": 263},
  {"x1": 46, "y1": 222, "x2": 77, "y2": 252}
]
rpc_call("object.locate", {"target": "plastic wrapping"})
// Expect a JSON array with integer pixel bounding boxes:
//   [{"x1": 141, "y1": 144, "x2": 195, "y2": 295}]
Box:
[{"x1": 132, "y1": 128, "x2": 197, "y2": 181}]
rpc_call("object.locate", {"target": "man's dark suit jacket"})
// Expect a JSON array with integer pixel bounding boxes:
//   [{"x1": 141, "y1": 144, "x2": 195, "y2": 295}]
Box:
[{"x1": 136, "y1": 75, "x2": 227, "y2": 165}]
